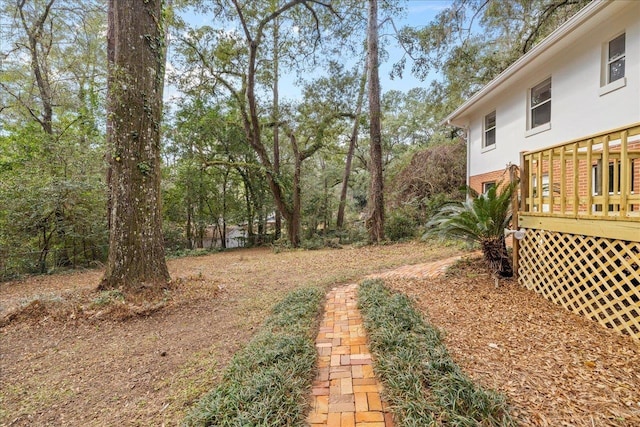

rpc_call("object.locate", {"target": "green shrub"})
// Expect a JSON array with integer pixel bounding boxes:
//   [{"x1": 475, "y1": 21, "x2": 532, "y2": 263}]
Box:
[
  {"x1": 183, "y1": 287, "x2": 324, "y2": 426},
  {"x1": 163, "y1": 222, "x2": 189, "y2": 252},
  {"x1": 358, "y1": 280, "x2": 515, "y2": 426},
  {"x1": 422, "y1": 193, "x2": 450, "y2": 220},
  {"x1": 385, "y1": 209, "x2": 418, "y2": 241},
  {"x1": 167, "y1": 247, "x2": 222, "y2": 259},
  {"x1": 301, "y1": 237, "x2": 324, "y2": 251},
  {"x1": 425, "y1": 180, "x2": 517, "y2": 277}
]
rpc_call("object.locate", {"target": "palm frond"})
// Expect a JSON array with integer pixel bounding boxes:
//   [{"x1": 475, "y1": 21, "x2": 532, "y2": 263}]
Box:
[{"x1": 424, "y1": 179, "x2": 518, "y2": 278}]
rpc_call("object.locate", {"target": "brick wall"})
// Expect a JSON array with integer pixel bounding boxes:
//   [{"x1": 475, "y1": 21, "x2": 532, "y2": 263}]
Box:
[
  {"x1": 470, "y1": 141, "x2": 639, "y2": 214},
  {"x1": 469, "y1": 169, "x2": 512, "y2": 194},
  {"x1": 524, "y1": 140, "x2": 640, "y2": 213}
]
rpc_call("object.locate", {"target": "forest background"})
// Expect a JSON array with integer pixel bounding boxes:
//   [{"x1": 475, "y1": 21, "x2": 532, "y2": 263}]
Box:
[{"x1": 0, "y1": 0, "x2": 589, "y2": 280}]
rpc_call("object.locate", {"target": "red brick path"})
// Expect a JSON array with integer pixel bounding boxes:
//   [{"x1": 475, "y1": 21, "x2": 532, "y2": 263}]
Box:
[
  {"x1": 307, "y1": 254, "x2": 470, "y2": 426},
  {"x1": 307, "y1": 283, "x2": 393, "y2": 427}
]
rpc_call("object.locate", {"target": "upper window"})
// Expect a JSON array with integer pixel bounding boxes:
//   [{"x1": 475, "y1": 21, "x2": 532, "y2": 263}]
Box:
[
  {"x1": 607, "y1": 33, "x2": 625, "y2": 84},
  {"x1": 530, "y1": 78, "x2": 551, "y2": 129},
  {"x1": 483, "y1": 111, "x2": 496, "y2": 148}
]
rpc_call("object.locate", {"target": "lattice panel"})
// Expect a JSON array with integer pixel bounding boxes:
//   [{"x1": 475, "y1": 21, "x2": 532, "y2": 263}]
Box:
[{"x1": 518, "y1": 230, "x2": 640, "y2": 339}]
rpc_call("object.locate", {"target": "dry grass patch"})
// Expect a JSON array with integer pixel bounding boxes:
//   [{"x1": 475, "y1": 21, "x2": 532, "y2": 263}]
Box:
[
  {"x1": 0, "y1": 277, "x2": 215, "y2": 327},
  {"x1": 1, "y1": 243, "x2": 456, "y2": 426}
]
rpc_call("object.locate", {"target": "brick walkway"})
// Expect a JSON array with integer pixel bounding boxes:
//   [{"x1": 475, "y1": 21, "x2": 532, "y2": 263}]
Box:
[
  {"x1": 368, "y1": 253, "x2": 478, "y2": 280},
  {"x1": 307, "y1": 254, "x2": 470, "y2": 426},
  {"x1": 307, "y1": 283, "x2": 393, "y2": 427}
]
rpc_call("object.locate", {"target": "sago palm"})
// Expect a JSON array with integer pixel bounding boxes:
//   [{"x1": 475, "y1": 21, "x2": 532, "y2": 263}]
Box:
[{"x1": 426, "y1": 181, "x2": 517, "y2": 278}]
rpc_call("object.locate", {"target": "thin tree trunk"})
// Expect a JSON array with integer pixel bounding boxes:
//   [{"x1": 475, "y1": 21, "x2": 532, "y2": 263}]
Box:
[
  {"x1": 196, "y1": 223, "x2": 204, "y2": 249},
  {"x1": 186, "y1": 203, "x2": 193, "y2": 249},
  {"x1": 290, "y1": 155, "x2": 302, "y2": 247},
  {"x1": 243, "y1": 177, "x2": 255, "y2": 245},
  {"x1": 39, "y1": 226, "x2": 52, "y2": 274},
  {"x1": 366, "y1": 0, "x2": 385, "y2": 243},
  {"x1": 222, "y1": 170, "x2": 229, "y2": 249},
  {"x1": 323, "y1": 173, "x2": 329, "y2": 235},
  {"x1": 197, "y1": 166, "x2": 205, "y2": 248},
  {"x1": 337, "y1": 58, "x2": 367, "y2": 229},
  {"x1": 236, "y1": 0, "x2": 296, "y2": 245},
  {"x1": 100, "y1": 0, "x2": 170, "y2": 291},
  {"x1": 18, "y1": 0, "x2": 55, "y2": 135},
  {"x1": 18, "y1": 0, "x2": 73, "y2": 264}
]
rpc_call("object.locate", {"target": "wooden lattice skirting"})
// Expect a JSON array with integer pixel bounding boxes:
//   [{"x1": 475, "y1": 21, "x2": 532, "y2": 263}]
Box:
[{"x1": 518, "y1": 230, "x2": 640, "y2": 339}]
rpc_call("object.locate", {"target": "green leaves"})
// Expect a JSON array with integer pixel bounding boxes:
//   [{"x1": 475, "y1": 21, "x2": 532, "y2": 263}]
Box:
[
  {"x1": 424, "y1": 180, "x2": 516, "y2": 277},
  {"x1": 426, "y1": 180, "x2": 516, "y2": 244}
]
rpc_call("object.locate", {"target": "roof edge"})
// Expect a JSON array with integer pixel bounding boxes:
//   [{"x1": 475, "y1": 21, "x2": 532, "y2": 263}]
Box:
[{"x1": 442, "y1": 0, "x2": 611, "y2": 128}]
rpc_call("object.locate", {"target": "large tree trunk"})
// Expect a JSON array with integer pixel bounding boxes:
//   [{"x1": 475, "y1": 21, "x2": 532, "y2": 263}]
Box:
[
  {"x1": 100, "y1": 0, "x2": 170, "y2": 291},
  {"x1": 337, "y1": 59, "x2": 367, "y2": 229},
  {"x1": 366, "y1": 0, "x2": 385, "y2": 243},
  {"x1": 272, "y1": 13, "x2": 282, "y2": 241}
]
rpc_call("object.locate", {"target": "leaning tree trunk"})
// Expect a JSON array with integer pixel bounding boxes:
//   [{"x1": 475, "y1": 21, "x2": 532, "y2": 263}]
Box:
[
  {"x1": 100, "y1": 0, "x2": 170, "y2": 291},
  {"x1": 366, "y1": 0, "x2": 385, "y2": 243},
  {"x1": 480, "y1": 237, "x2": 513, "y2": 277},
  {"x1": 337, "y1": 58, "x2": 367, "y2": 229}
]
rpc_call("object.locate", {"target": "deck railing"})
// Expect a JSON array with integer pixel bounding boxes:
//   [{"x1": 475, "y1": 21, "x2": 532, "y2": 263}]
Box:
[
  {"x1": 519, "y1": 122, "x2": 640, "y2": 241},
  {"x1": 516, "y1": 123, "x2": 640, "y2": 339}
]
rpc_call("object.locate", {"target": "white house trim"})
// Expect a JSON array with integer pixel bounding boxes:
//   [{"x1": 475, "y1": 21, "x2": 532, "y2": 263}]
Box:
[
  {"x1": 444, "y1": 0, "x2": 612, "y2": 128},
  {"x1": 441, "y1": 0, "x2": 639, "y2": 193}
]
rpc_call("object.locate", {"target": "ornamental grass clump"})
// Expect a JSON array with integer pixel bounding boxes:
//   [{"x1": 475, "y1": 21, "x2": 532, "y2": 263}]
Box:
[
  {"x1": 358, "y1": 279, "x2": 515, "y2": 426},
  {"x1": 183, "y1": 287, "x2": 324, "y2": 427}
]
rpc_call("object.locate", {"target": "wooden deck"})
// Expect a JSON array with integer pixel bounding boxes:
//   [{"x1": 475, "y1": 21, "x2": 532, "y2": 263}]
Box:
[
  {"x1": 516, "y1": 123, "x2": 640, "y2": 340},
  {"x1": 519, "y1": 122, "x2": 640, "y2": 241}
]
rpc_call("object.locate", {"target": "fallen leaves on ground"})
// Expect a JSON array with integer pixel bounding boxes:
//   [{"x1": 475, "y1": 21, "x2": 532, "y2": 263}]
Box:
[
  {"x1": 0, "y1": 242, "x2": 454, "y2": 426},
  {"x1": 384, "y1": 256, "x2": 640, "y2": 427},
  {"x1": 3, "y1": 244, "x2": 638, "y2": 426}
]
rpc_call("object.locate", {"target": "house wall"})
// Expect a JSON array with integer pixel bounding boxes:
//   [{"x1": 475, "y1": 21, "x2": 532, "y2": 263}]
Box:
[
  {"x1": 469, "y1": 169, "x2": 511, "y2": 193},
  {"x1": 466, "y1": 1, "x2": 640, "y2": 193},
  {"x1": 472, "y1": 139, "x2": 640, "y2": 199}
]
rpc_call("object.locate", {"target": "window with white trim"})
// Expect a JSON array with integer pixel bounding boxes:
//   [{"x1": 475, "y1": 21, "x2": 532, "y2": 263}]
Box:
[
  {"x1": 529, "y1": 78, "x2": 551, "y2": 129},
  {"x1": 483, "y1": 111, "x2": 496, "y2": 148},
  {"x1": 607, "y1": 33, "x2": 625, "y2": 84},
  {"x1": 593, "y1": 160, "x2": 636, "y2": 194},
  {"x1": 482, "y1": 181, "x2": 496, "y2": 194}
]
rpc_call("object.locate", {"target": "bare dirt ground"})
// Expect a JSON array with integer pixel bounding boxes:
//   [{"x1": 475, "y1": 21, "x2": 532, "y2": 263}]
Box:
[
  {"x1": 2, "y1": 244, "x2": 639, "y2": 426},
  {"x1": 383, "y1": 256, "x2": 640, "y2": 427},
  {"x1": 0, "y1": 243, "x2": 456, "y2": 427}
]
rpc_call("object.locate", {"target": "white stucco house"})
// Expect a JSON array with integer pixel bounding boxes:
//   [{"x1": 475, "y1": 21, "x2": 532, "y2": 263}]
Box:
[
  {"x1": 444, "y1": 0, "x2": 640, "y2": 194},
  {"x1": 443, "y1": 0, "x2": 640, "y2": 340}
]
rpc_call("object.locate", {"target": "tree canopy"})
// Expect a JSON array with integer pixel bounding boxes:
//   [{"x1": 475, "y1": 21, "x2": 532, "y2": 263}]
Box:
[{"x1": 0, "y1": 0, "x2": 590, "y2": 280}]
